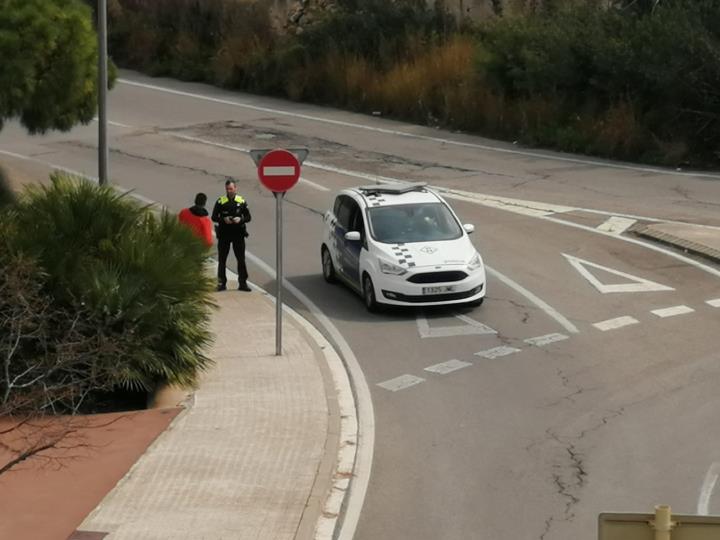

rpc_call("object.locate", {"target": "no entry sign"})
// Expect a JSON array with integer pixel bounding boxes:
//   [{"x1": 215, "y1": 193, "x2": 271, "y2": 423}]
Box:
[{"x1": 257, "y1": 149, "x2": 301, "y2": 193}]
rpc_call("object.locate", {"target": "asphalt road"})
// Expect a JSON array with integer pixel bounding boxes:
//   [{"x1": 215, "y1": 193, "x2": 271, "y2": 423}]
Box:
[{"x1": 2, "y1": 71, "x2": 720, "y2": 540}]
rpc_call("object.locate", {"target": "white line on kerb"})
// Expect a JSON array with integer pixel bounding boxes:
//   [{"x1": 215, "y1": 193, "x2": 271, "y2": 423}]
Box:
[
  {"x1": 118, "y1": 77, "x2": 720, "y2": 180},
  {"x1": 593, "y1": 316, "x2": 639, "y2": 332},
  {"x1": 486, "y1": 265, "x2": 579, "y2": 334},
  {"x1": 698, "y1": 462, "x2": 720, "y2": 514}
]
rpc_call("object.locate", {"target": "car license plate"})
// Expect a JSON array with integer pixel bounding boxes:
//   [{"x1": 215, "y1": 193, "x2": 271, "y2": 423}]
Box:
[{"x1": 422, "y1": 285, "x2": 455, "y2": 295}]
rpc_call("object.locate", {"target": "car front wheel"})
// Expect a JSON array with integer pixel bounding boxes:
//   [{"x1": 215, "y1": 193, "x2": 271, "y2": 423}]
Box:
[
  {"x1": 322, "y1": 247, "x2": 337, "y2": 283},
  {"x1": 363, "y1": 274, "x2": 380, "y2": 312}
]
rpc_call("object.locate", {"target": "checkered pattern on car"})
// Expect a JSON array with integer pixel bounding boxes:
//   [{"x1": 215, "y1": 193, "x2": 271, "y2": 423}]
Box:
[
  {"x1": 365, "y1": 193, "x2": 387, "y2": 207},
  {"x1": 328, "y1": 215, "x2": 343, "y2": 268},
  {"x1": 392, "y1": 243, "x2": 416, "y2": 268}
]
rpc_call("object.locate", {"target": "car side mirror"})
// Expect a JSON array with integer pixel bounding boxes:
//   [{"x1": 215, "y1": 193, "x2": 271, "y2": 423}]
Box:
[
  {"x1": 463, "y1": 224, "x2": 475, "y2": 234},
  {"x1": 345, "y1": 231, "x2": 361, "y2": 241}
]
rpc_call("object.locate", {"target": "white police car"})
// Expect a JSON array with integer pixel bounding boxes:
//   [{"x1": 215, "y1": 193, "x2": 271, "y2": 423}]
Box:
[{"x1": 321, "y1": 183, "x2": 486, "y2": 311}]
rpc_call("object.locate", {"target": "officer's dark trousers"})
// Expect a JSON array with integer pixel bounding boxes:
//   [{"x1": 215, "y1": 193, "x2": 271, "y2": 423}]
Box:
[{"x1": 217, "y1": 236, "x2": 248, "y2": 286}]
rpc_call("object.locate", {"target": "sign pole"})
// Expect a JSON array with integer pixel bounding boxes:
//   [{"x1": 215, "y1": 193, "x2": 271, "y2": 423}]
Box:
[
  {"x1": 98, "y1": 0, "x2": 109, "y2": 186},
  {"x1": 275, "y1": 191, "x2": 284, "y2": 356},
  {"x1": 252, "y1": 147, "x2": 308, "y2": 358}
]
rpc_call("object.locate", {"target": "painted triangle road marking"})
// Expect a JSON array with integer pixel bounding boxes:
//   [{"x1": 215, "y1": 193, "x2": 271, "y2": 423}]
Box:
[
  {"x1": 562, "y1": 254, "x2": 674, "y2": 294},
  {"x1": 416, "y1": 313, "x2": 497, "y2": 339}
]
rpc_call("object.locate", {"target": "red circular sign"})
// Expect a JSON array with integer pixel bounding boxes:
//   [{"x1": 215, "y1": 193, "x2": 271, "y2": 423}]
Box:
[{"x1": 257, "y1": 149, "x2": 301, "y2": 193}]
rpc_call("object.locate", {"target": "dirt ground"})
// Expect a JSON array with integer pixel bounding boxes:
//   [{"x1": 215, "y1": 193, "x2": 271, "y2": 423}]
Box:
[{"x1": 0, "y1": 409, "x2": 180, "y2": 540}]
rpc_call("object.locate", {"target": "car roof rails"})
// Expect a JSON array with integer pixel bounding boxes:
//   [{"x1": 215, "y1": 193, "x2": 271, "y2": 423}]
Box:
[{"x1": 357, "y1": 182, "x2": 428, "y2": 196}]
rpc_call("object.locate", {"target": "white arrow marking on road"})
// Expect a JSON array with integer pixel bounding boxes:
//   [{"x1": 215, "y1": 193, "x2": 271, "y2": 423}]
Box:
[
  {"x1": 698, "y1": 462, "x2": 720, "y2": 514},
  {"x1": 563, "y1": 254, "x2": 675, "y2": 293}
]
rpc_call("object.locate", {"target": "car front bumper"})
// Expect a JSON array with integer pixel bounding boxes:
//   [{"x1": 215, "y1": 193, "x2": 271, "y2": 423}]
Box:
[{"x1": 373, "y1": 267, "x2": 486, "y2": 307}]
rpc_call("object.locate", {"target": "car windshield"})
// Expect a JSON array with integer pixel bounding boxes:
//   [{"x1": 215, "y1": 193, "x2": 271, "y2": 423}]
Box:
[{"x1": 367, "y1": 203, "x2": 463, "y2": 243}]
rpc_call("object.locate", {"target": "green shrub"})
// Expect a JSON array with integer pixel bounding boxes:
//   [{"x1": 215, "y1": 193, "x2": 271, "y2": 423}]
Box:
[
  {"x1": 12, "y1": 173, "x2": 215, "y2": 393},
  {"x1": 103, "y1": 0, "x2": 720, "y2": 166}
]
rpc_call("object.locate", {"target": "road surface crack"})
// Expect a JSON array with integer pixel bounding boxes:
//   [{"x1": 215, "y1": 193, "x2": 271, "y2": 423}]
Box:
[{"x1": 62, "y1": 141, "x2": 227, "y2": 181}]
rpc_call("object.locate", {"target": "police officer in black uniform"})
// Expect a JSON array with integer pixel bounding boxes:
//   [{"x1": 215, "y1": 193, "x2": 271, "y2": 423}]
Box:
[{"x1": 212, "y1": 179, "x2": 252, "y2": 291}]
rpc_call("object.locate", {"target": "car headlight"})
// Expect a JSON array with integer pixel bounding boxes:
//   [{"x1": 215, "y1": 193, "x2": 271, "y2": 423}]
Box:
[
  {"x1": 467, "y1": 252, "x2": 483, "y2": 271},
  {"x1": 379, "y1": 258, "x2": 407, "y2": 276}
]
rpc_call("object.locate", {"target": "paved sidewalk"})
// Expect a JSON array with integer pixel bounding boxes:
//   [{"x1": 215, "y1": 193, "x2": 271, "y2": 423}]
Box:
[{"x1": 76, "y1": 286, "x2": 341, "y2": 540}]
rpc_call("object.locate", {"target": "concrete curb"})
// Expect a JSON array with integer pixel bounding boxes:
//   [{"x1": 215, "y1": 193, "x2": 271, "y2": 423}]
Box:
[
  {"x1": 633, "y1": 225, "x2": 720, "y2": 265},
  {"x1": 225, "y1": 270, "x2": 358, "y2": 540}
]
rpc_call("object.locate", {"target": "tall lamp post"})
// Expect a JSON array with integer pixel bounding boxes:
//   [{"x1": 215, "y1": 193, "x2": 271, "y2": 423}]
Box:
[{"x1": 98, "y1": 0, "x2": 109, "y2": 186}]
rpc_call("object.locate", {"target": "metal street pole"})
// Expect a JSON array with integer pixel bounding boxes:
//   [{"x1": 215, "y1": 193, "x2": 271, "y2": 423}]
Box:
[
  {"x1": 98, "y1": 0, "x2": 109, "y2": 185},
  {"x1": 275, "y1": 192, "x2": 284, "y2": 356}
]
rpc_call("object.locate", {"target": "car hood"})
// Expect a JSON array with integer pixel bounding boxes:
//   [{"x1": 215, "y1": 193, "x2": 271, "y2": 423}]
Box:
[{"x1": 376, "y1": 236, "x2": 476, "y2": 269}]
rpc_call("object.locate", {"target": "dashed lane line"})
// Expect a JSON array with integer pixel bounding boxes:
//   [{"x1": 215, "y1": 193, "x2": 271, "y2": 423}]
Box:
[
  {"x1": 474, "y1": 346, "x2": 522, "y2": 360},
  {"x1": 707, "y1": 298, "x2": 720, "y2": 308},
  {"x1": 650, "y1": 305, "x2": 696, "y2": 318},
  {"x1": 593, "y1": 316, "x2": 640, "y2": 331},
  {"x1": 376, "y1": 375, "x2": 425, "y2": 392},
  {"x1": 424, "y1": 359, "x2": 473, "y2": 375},
  {"x1": 523, "y1": 333, "x2": 569, "y2": 347}
]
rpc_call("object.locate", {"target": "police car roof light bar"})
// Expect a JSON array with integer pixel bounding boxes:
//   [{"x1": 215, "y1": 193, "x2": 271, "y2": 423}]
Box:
[{"x1": 357, "y1": 182, "x2": 427, "y2": 196}]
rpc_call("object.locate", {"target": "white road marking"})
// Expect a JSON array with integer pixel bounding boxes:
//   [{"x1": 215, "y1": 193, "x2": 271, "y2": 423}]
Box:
[
  {"x1": 87, "y1": 81, "x2": 720, "y2": 284},
  {"x1": 698, "y1": 462, "x2": 720, "y2": 514},
  {"x1": 424, "y1": 359, "x2": 472, "y2": 375},
  {"x1": 416, "y1": 313, "x2": 496, "y2": 339},
  {"x1": 707, "y1": 298, "x2": 720, "y2": 308},
  {"x1": 0, "y1": 148, "x2": 372, "y2": 540},
  {"x1": 377, "y1": 374, "x2": 425, "y2": 392},
  {"x1": 474, "y1": 346, "x2": 522, "y2": 359},
  {"x1": 563, "y1": 253, "x2": 674, "y2": 293},
  {"x1": 437, "y1": 189, "x2": 720, "y2": 281},
  {"x1": 593, "y1": 316, "x2": 640, "y2": 331},
  {"x1": 651, "y1": 305, "x2": 695, "y2": 318},
  {"x1": 119, "y1": 77, "x2": 720, "y2": 180},
  {"x1": 92, "y1": 117, "x2": 133, "y2": 128},
  {"x1": 453, "y1": 194, "x2": 573, "y2": 217},
  {"x1": 596, "y1": 216, "x2": 637, "y2": 235},
  {"x1": 524, "y1": 333, "x2": 569, "y2": 347},
  {"x1": 486, "y1": 266, "x2": 579, "y2": 334},
  {"x1": 136, "y1": 132, "x2": 330, "y2": 192},
  {"x1": 262, "y1": 166, "x2": 296, "y2": 176},
  {"x1": 298, "y1": 176, "x2": 329, "y2": 192}
]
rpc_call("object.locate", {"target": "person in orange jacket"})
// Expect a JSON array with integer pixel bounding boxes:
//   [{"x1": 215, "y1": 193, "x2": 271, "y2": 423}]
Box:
[{"x1": 178, "y1": 192, "x2": 213, "y2": 248}]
